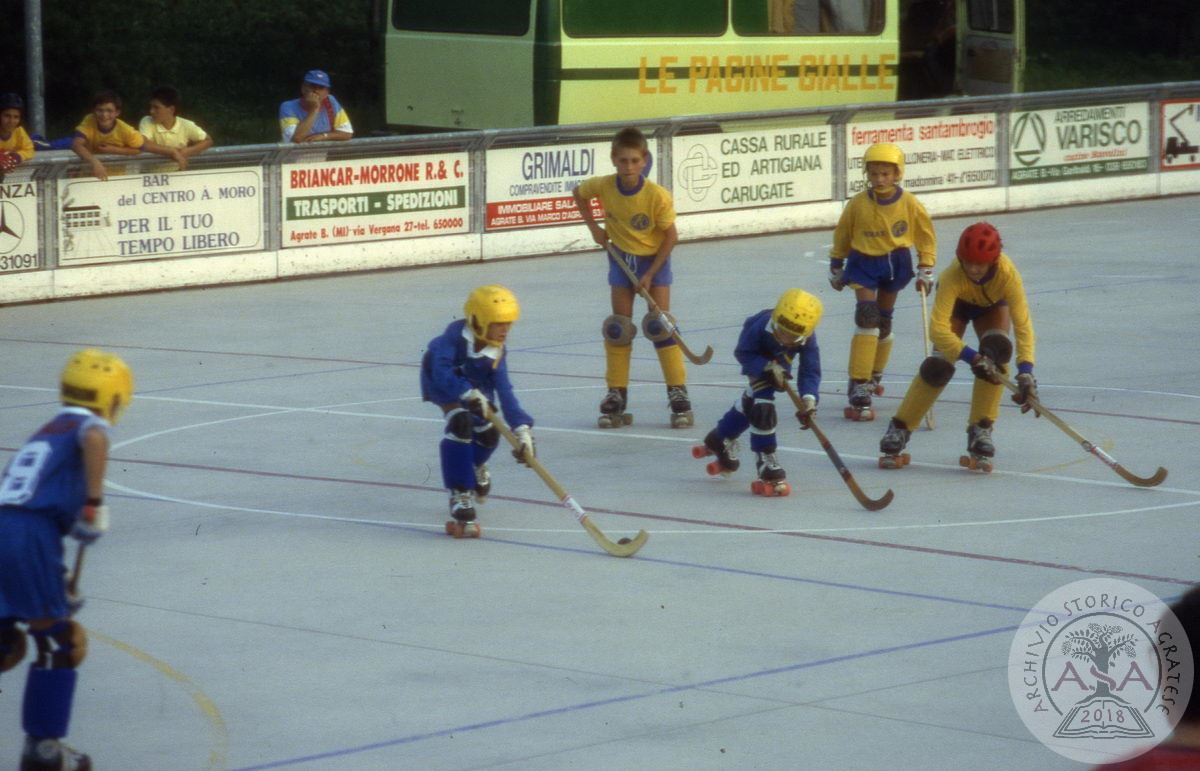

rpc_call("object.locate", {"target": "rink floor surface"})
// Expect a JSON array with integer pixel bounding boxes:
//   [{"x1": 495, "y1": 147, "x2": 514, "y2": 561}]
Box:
[{"x1": 1, "y1": 196, "x2": 1197, "y2": 769}]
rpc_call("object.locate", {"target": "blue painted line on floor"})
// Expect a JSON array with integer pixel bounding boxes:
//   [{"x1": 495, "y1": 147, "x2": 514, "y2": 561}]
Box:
[{"x1": 230, "y1": 623, "x2": 1018, "y2": 769}]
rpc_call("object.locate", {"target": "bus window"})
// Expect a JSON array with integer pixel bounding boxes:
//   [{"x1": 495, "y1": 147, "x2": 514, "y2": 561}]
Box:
[
  {"x1": 966, "y1": 0, "x2": 1013, "y2": 33},
  {"x1": 391, "y1": 0, "x2": 530, "y2": 35},
  {"x1": 562, "y1": 0, "x2": 727, "y2": 37},
  {"x1": 737, "y1": 0, "x2": 884, "y2": 35}
]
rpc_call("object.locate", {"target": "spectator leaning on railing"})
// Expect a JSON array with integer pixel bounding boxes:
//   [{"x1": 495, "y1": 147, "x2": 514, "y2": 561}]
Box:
[
  {"x1": 138, "y1": 85, "x2": 213, "y2": 166},
  {"x1": 0, "y1": 93, "x2": 34, "y2": 175},
  {"x1": 279, "y1": 69, "x2": 353, "y2": 144},
  {"x1": 71, "y1": 90, "x2": 187, "y2": 181}
]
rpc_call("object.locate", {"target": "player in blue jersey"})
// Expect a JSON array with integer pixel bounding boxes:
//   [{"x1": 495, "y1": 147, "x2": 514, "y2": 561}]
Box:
[
  {"x1": 692, "y1": 289, "x2": 823, "y2": 497},
  {"x1": 421, "y1": 285, "x2": 536, "y2": 538},
  {"x1": 1, "y1": 349, "x2": 133, "y2": 771}
]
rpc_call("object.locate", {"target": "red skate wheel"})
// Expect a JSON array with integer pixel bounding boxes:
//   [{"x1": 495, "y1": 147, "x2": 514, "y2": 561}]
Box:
[
  {"x1": 777, "y1": 482, "x2": 791, "y2": 496},
  {"x1": 706, "y1": 461, "x2": 725, "y2": 476},
  {"x1": 692, "y1": 445, "x2": 710, "y2": 459},
  {"x1": 750, "y1": 480, "x2": 764, "y2": 495}
]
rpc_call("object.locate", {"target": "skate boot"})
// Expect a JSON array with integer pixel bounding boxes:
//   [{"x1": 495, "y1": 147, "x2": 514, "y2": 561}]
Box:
[
  {"x1": 474, "y1": 464, "x2": 491, "y2": 504},
  {"x1": 960, "y1": 418, "x2": 995, "y2": 473},
  {"x1": 751, "y1": 451, "x2": 790, "y2": 496},
  {"x1": 878, "y1": 418, "x2": 912, "y2": 469},
  {"x1": 691, "y1": 428, "x2": 740, "y2": 477},
  {"x1": 870, "y1": 371, "x2": 885, "y2": 396},
  {"x1": 597, "y1": 387, "x2": 633, "y2": 428},
  {"x1": 444, "y1": 489, "x2": 481, "y2": 538},
  {"x1": 843, "y1": 379, "x2": 876, "y2": 421},
  {"x1": 667, "y1": 384, "x2": 694, "y2": 428},
  {"x1": 21, "y1": 737, "x2": 91, "y2": 771}
]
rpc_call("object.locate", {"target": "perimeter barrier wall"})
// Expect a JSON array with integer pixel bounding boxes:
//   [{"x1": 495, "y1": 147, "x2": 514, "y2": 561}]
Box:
[{"x1": 2, "y1": 82, "x2": 1199, "y2": 305}]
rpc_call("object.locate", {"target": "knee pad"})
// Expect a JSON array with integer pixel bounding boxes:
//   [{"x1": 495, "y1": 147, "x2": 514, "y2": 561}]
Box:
[
  {"x1": 854, "y1": 301, "x2": 881, "y2": 330},
  {"x1": 444, "y1": 408, "x2": 473, "y2": 443},
  {"x1": 743, "y1": 396, "x2": 778, "y2": 432},
  {"x1": 641, "y1": 311, "x2": 674, "y2": 343},
  {"x1": 979, "y1": 329, "x2": 1013, "y2": 364},
  {"x1": 474, "y1": 423, "x2": 499, "y2": 449},
  {"x1": 30, "y1": 621, "x2": 87, "y2": 670},
  {"x1": 919, "y1": 355, "x2": 956, "y2": 388},
  {"x1": 2, "y1": 621, "x2": 27, "y2": 673},
  {"x1": 602, "y1": 314, "x2": 636, "y2": 347},
  {"x1": 878, "y1": 312, "x2": 893, "y2": 340}
]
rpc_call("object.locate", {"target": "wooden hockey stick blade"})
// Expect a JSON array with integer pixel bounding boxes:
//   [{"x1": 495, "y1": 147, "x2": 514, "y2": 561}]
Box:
[
  {"x1": 490, "y1": 409, "x2": 649, "y2": 555},
  {"x1": 782, "y1": 383, "x2": 893, "y2": 511},
  {"x1": 603, "y1": 242, "x2": 713, "y2": 365},
  {"x1": 998, "y1": 376, "x2": 1168, "y2": 488},
  {"x1": 808, "y1": 418, "x2": 894, "y2": 511}
]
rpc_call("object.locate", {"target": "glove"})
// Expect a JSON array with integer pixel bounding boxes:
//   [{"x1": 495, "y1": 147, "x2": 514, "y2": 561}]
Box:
[
  {"x1": 915, "y1": 265, "x2": 934, "y2": 295},
  {"x1": 459, "y1": 388, "x2": 487, "y2": 418},
  {"x1": 1012, "y1": 371, "x2": 1040, "y2": 415},
  {"x1": 512, "y1": 425, "x2": 535, "y2": 465},
  {"x1": 70, "y1": 503, "x2": 109, "y2": 544},
  {"x1": 828, "y1": 259, "x2": 845, "y2": 291},
  {"x1": 970, "y1": 354, "x2": 1002, "y2": 385},
  {"x1": 763, "y1": 361, "x2": 790, "y2": 390},
  {"x1": 0, "y1": 152, "x2": 19, "y2": 173},
  {"x1": 796, "y1": 394, "x2": 817, "y2": 429}
]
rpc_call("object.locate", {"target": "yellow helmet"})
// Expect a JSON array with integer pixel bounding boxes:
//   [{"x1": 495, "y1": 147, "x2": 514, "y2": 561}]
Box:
[
  {"x1": 863, "y1": 142, "x2": 905, "y2": 180},
  {"x1": 61, "y1": 348, "x2": 134, "y2": 424},
  {"x1": 772, "y1": 289, "x2": 823, "y2": 342},
  {"x1": 464, "y1": 285, "x2": 520, "y2": 346}
]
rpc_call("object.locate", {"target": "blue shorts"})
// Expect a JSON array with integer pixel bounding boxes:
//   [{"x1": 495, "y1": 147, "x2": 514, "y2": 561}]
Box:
[
  {"x1": 843, "y1": 247, "x2": 914, "y2": 294},
  {"x1": 0, "y1": 509, "x2": 68, "y2": 620},
  {"x1": 606, "y1": 245, "x2": 673, "y2": 288}
]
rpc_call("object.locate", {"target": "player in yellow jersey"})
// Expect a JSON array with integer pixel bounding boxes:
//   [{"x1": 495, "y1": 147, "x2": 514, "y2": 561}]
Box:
[
  {"x1": 829, "y1": 143, "x2": 937, "y2": 420},
  {"x1": 573, "y1": 127, "x2": 690, "y2": 428},
  {"x1": 878, "y1": 222, "x2": 1038, "y2": 472}
]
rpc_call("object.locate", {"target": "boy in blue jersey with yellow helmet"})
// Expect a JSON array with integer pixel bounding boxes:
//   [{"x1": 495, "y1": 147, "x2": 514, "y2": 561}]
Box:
[
  {"x1": 878, "y1": 222, "x2": 1038, "y2": 472},
  {"x1": 573, "y1": 127, "x2": 692, "y2": 429},
  {"x1": 421, "y1": 285, "x2": 536, "y2": 538},
  {"x1": 829, "y1": 142, "x2": 937, "y2": 421},
  {"x1": 1, "y1": 348, "x2": 133, "y2": 770},
  {"x1": 693, "y1": 289, "x2": 823, "y2": 497}
]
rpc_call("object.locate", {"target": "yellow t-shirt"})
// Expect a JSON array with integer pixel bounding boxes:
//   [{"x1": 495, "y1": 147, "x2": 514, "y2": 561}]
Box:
[
  {"x1": 74, "y1": 115, "x2": 144, "y2": 152},
  {"x1": 138, "y1": 116, "x2": 208, "y2": 149},
  {"x1": 0, "y1": 125, "x2": 34, "y2": 161},
  {"x1": 830, "y1": 186, "x2": 937, "y2": 267},
  {"x1": 575, "y1": 174, "x2": 676, "y2": 257},
  {"x1": 930, "y1": 253, "x2": 1036, "y2": 366}
]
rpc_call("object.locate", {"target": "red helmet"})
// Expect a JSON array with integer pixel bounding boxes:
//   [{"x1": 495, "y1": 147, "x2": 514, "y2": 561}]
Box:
[{"x1": 956, "y1": 222, "x2": 1002, "y2": 264}]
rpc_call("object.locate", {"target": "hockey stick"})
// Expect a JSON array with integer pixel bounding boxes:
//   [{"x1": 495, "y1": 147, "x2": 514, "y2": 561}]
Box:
[
  {"x1": 603, "y1": 242, "x2": 713, "y2": 365},
  {"x1": 781, "y1": 382, "x2": 894, "y2": 511},
  {"x1": 998, "y1": 375, "x2": 1167, "y2": 488},
  {"x1": 918, "y1": 287, "x2": 936, "y2": 430},
  {"x1": 66, "y1": 543, "x2": 87, "y2": 617},
  {"x1": 488, "y1": 409, "x2": 649, "y2": 557}
]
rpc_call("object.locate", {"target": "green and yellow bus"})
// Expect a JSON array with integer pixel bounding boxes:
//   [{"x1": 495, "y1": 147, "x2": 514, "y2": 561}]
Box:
[{"x1": 380, "y1": 0, "x2": 1023, "y2": 130}]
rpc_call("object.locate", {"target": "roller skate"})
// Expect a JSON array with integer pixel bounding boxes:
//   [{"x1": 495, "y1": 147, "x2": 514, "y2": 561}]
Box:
[
  {"x1": 691, "y1": 429, "x2": 740, "y2": 477},
  {"x1": 597, "y1": 387, "x2": 633, "y2": 429},
  {"x1": 842, "y1": 379, "x2": 876, "y2": 421},
  {"x1": 959, "y1": 419, "x2": 995, "y2": 473},
  {"x1": 667, "y1": 384, "x2": 694, "y2": 428},
  {"x1": 21, "y1": 737, "x2": 91, "y2": 771},
  {"x1": 444, "y1": 489, "x2": 481, "y2": 538},
  {"x1": 474, "y1": 464, "x2": 491, "y2": 504},
  {"x1": 877, "y1": 418, "x2": 912, "y2": 469},
  {"x1": 870, "y1": 371, "x2": 885, "y2": 396},
  {"x1": 750, "y1": 451, "x2": 790, "y2": 496}
]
